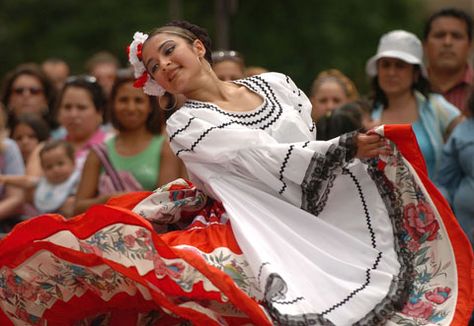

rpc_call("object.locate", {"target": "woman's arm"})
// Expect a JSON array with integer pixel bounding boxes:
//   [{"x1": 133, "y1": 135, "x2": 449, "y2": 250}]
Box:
[
  {"x1": 0, "y1": 175, "x2": 39, "y2": 189},
  {"x1": 0, "y1": 185, "x2": 24, "y2": 221},
  {"x1": 158, "y1": 138, "x2": 183, "y2": 186},
  {"x1": 73, "y1": 150, "x2": 112, "y2": 215}
]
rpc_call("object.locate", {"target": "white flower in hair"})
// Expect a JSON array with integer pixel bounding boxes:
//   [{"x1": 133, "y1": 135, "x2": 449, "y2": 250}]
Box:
[{"x1": 128, "y1": 31, "x2": 165, "y2": 97}]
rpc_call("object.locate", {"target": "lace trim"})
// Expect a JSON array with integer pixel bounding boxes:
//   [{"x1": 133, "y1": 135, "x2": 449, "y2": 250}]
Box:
[{"x1": 301, "y1": 131, "x2": 357, "y2": 216}]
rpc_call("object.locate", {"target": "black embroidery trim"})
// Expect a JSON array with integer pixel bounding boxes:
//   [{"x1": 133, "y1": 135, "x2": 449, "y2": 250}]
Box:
[
  {"x1": 353, "y1": 159, "x2": 415, "y2": 325},
  {"x1": 278, "y1": 145, "x2": 295, "y2": 195},
  {"x1": 175, "y1": 120, "x2": 237, "y2": 157},
  {"x1": 168, "y1": 117, "x2": 195, "y2": 142},
  {"x1": 344, "y1": 168, "x2": 377, "y2": 249},
  {"x1": 302, "y1": 141, "x2": 310, "y2": 149},
  {"x1": 173, "y1": 77, "x2": 287, "y2": 155},
  {"x1": 301, "y1": 132, "x2": 357, "y2": 216},
  {"x1": 321, "y1": 252, "x2": 382, "y2": 316},
  {"x1": 309, "y1": 122, "x2": 316, "y2": 133}
]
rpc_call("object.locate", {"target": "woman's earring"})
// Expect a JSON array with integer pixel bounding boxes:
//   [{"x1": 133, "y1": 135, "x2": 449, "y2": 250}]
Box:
[{"x1": 158, "y1": 92, "x2": 177, "y2": 112}]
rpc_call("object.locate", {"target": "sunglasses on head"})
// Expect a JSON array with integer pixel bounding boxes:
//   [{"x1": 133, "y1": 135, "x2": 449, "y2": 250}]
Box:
[
  {"x1": 211, "y1": 50, "x2": 243, "y2": 63},
  {"x1": 12, "y1": 87, "x2": 44, "y2": 95},
  {"x1": 65, "y1": 75, "x2": 97, "y2": 85}
]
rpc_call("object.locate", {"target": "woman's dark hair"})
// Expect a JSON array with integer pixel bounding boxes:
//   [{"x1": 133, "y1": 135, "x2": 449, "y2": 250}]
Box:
[
  {"x1": 11, "y1": 114, "x2": 50, "y2": 142},
  {"x1": 0, "y1": 63, "x2": 57, "y2": 130},
  {"x1": 370, "y1": 65, "x2": 431, "y2": 108},
  {"x1": 147, "y1": 20, "x2": 213, "y2": 65},
  {"x1": 109, "y1": 74, "x2": 162, "y2": 134},
  {"x1": 55, "y1": 75, "x2": 107, "y2": 122}
]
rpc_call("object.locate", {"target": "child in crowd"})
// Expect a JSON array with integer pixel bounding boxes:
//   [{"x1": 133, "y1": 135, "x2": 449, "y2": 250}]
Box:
[
  {"x1": 0, "y1": 139, "x2": 79, "y2": 217},
  {"x1": 10, "y1": 114, "x2": 50, "y2": 163}
]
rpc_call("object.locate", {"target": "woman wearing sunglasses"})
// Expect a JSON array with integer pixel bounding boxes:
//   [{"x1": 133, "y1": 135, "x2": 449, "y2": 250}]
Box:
[{"x1": 0, "y1": 63, "x2": 57, "y2": 131}]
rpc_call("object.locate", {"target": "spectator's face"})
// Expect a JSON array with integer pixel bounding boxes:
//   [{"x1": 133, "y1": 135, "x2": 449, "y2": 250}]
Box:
[
  {"x1": 41, "y1": 146, "x2": 75, "y2": 184},
  {"x1": 424, "y1": 16, "x2": 472, "y2": 72},
  {"x1": 377, "y1": 57, "x2": 416, "y2": 97},
  {"x1": 8, "y1": 74, "x2": 48, "y2": 117},
  {"x1": 42, "y1": 62, "x2": 70, "y2": 91},
  {"x1": 11, "y1": 123, "x2": 40, "y2": 162},
  {"x1": 91, "y1": 63, "x2": 117, "y2": 96},
  {"x1": 213, "y1": 60, "x2": 244, "y2": 81},
  {"x1": 310, "y1": 80, "x2": 348, "y2": 121},
  {"x1": 57, "y1": 86, "x2": 102, "y2": 143},
  {"x1": 113, "y1": 82, "x2": 151, "y2": 131}
]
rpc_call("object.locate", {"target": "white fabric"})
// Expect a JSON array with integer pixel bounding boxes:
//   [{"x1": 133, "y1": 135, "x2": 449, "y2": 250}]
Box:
[
  {"x1": 165, "y1": 73, "x2": 454, "y2": 325},
  {"x1": 34, "y1": 170, "x2": 80, "y2": 213}
]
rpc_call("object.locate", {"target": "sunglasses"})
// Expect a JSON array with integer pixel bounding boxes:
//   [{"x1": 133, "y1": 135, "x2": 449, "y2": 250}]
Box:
[{"x1": 12, "y1": 87, "x2": 44, "y2": 95}]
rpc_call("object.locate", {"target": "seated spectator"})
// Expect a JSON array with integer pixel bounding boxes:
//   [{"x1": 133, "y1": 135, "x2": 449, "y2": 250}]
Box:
[
  {"x1": 423, "y1": 7, "x2": 473, "y2": 113},
  {"x1": 74, "y1": 74, "x2": 181, "y2": 214},
  {"x1": 366, "y1": 29, "x2": 463, "y2": 179},
  {"x1": 85, "y1": 51, "x2": 120, "y2": 97},
  {"x1": 41, "y1": 58, "x2": 70, "y2": 91},
  {"x1": 1, "y1": 63, "x2": 57, "y2": 131},
  {"x1": 0, "y1": 109, "x2": 25, "y2": 232},
  {"x1": 309, "y1": 68, "x2": 359, "y2": 123},
  {"x1": 10, "y1": 114, "x2": 50, "y2": 163},
  {"x1": 436, "y1": 89, "x2": 474, "y2": 245},
  {"x1": 0, "y1": 140, "x2": 79, "y2": 218},
  {"x1": 212, "y1": 50, "x2": 245, "y2": 81}
]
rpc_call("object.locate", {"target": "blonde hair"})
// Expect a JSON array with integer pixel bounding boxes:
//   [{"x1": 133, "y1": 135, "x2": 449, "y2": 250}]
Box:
[{"x1": 310, "y1": 69, "x2": 359, "y2": 100}]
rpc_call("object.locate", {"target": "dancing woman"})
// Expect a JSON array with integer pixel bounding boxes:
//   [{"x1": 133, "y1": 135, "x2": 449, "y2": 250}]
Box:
[{"x1": 0, "y1": 21, "x2": 471, "y2": 326}]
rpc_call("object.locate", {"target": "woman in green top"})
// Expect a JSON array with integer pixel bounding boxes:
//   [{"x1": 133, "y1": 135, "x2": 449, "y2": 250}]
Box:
[{"x1": 74, "y1": 74, "x2": 182, "y2": 214}]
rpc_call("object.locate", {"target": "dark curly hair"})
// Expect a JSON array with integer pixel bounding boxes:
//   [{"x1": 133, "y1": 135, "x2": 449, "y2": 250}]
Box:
[{"x1": 147, "y1": 20, "x2": 213, "y2": 65}]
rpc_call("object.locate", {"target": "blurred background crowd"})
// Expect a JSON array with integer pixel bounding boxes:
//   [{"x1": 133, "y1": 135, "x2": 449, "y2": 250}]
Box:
[{"x1": 0, "y1": 0, "x2": 473, "y2": 248}]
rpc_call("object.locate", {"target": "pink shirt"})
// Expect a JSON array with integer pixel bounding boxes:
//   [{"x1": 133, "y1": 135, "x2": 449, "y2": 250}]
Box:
[{"x1": 67, "y1": 128, "x2": 108, "y2": 172}]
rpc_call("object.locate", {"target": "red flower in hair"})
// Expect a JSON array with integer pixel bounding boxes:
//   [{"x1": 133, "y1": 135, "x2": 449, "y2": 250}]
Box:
[
  {"x1": 133, "y1": 71, "x2": 148, "y2": 88},
  {"x1": 137, "y1": 43, "x2": 143, "y2": 60}
]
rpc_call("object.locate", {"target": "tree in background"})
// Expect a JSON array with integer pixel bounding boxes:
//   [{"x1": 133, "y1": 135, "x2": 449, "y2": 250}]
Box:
[{"x1": 0, "y1": 0, "x2": 426, "y2": 97}]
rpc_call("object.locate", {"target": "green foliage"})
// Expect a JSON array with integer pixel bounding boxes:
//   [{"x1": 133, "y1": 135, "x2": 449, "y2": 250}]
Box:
[{"x1": 0, "y1": 0, "x2": 427, "y2": 96}]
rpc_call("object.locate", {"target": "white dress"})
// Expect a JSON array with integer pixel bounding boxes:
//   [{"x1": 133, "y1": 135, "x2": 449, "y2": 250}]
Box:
[{"x1": 165, "y1": 72, "x2": 459, "y2": 325}]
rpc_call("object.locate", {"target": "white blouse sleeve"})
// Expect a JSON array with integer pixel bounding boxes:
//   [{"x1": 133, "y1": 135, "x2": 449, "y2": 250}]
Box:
[{"x1": 167, "y1": 106, "x2": 358, "y2": 207}]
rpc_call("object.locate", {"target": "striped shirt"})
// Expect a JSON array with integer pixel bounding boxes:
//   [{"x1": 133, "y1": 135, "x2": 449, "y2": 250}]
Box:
[{"x1": 438, "y1": 65, "x2": 473, "y2": 114}]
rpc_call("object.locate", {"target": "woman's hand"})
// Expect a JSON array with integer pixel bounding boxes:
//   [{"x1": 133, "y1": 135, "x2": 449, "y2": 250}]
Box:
[{"x1": 355, "y1": 133, "x2": 391, "y2": 159}]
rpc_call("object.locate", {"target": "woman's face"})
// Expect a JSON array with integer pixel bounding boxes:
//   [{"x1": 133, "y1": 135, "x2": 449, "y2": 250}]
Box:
[
  {"x1": 8, "y1": 74, "x2": 48, "y2": 117},
  {"x1": 310, "y1": 80, "x2": 348, "y2": 121},
  {"x1": 57, "y1": 86, "x2": 102, "y2": 143},
  {"x1": 114, "y1": 82, "x2": 151, "y2": 131},
  {"x1": 142, "y1": 33, "x2": 206, "y2": 94},
  {"x1": 213, "y1": 60, "x2": 244, "y2": 81},
  {"x1": 376, "y1": 57, "x2": 416, "y2": 97},
  {"x1": 11, "y1": 123, "x2": 39, "y2": 162}
]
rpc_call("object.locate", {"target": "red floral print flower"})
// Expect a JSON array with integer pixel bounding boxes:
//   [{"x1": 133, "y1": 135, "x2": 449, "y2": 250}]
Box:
[
  {"x1": 123, "y1": 234, "x2": 136, "y2": 248},
  {"x1": 402, "y1": 300, "x2": 434, "y2": 319},
  {"x1": 425, "y1": 287, "x2": 451, "y2": 304},
  {"x1": 403, "y1": 202, "x2": 439, "y2": 242}
]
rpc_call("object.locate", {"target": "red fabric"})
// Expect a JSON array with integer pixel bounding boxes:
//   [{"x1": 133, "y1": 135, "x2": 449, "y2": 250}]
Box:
[
  {"x1": 383, "y1": 124, "x2": 474, "y2": 325},
  {"x1": 0, "y1": 205, "x2": 271, "y2": 325}
]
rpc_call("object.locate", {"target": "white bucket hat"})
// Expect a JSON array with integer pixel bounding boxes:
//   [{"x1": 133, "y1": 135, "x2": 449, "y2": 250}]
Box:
[{"x1": 365, "y1": 30, "x2": 427, "y2": 77}]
